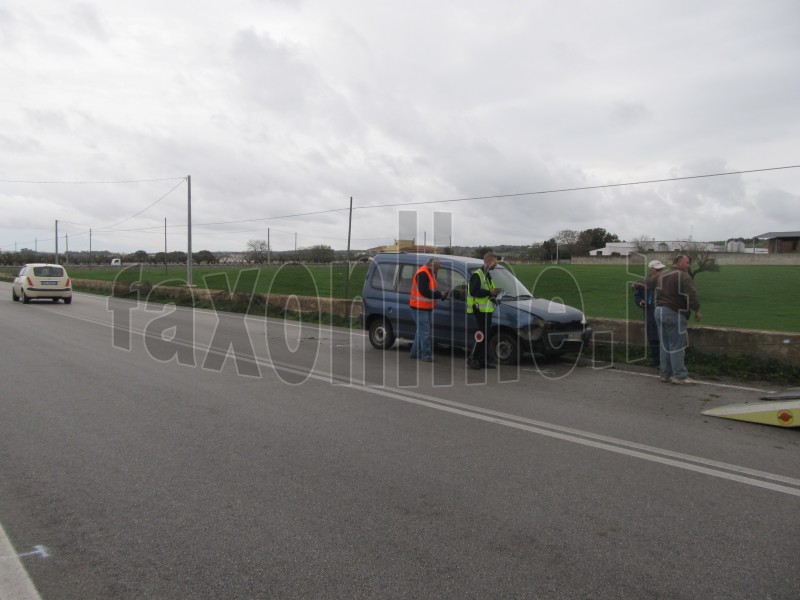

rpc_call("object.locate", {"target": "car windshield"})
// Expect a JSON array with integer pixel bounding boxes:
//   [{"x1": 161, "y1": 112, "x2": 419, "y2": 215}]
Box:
[
  {"x1": 474, "y1": 265, "x2": 531, "y2": 299},
  {"x1": 33, "y1": 266, "x2": 64, "y2": 277}
]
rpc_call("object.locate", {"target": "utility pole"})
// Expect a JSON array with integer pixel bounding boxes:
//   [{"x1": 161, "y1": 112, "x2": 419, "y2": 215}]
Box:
[
  {"x1": 344, "y1": 196, "x2": 353, "y2": 299},
  {"x1": 164, "y1": 218, "x2": 168, "y2": 275},
  {"x1": 55, "y1": 220, "x2": 59, "y2": 264},
  {"x1": 186, "y1": 175, "x2": 192, "y2": 286},
  {"x1": 267, "y1": 228, "x2": 271, "y2": 265},
  {"x1": 65, "y1": 233, "x2": 69, "y2": 265},
  {"x1": 89, "y1": 230, "x2": 92, "y2": 265}
]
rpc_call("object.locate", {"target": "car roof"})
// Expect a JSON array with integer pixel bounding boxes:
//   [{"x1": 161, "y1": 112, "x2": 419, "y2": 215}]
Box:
[
  {"x1": 373, "y1": 252, "x2": 484, "y2": 267},
  {"x1": 23, "y1": 263, "x2": 67, "y2": 268}
]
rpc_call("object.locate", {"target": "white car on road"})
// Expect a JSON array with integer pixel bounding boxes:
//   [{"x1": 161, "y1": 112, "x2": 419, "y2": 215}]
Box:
[{"x1": 12, "y1": 263, "x2": 73, "y2": 304}]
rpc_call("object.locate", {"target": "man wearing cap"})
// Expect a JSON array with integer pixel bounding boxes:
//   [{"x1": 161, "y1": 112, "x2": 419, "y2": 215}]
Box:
[
  {"x1": 633, "y1": 259, "x2": 665, "y2": 366},
  {"x1": 635, "y1": 254, "x2": 702, "y2": 385}
]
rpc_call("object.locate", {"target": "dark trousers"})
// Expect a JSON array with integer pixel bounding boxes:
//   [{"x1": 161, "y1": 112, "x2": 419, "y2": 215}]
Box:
[
  {"x1": 644, "y1": 305, "x2": 660, "y2": 364},
  {"x1": 471, "y1": 310, "x2": 493, "y2": 365}
]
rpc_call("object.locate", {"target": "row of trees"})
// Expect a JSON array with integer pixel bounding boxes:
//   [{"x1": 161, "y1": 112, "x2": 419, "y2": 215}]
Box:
[
  {"x1": 476, "y1": 228, "x2": 720, "y2": 279},
  {"x1": 0, "y1": 249, "x2": 219, "y2": 266},
  {"x1": 244, "y1": 240, "x2": 336, "y2": 264},
  {"x1": 533, "y1": 228, "x2": 621, "y2": 261}
]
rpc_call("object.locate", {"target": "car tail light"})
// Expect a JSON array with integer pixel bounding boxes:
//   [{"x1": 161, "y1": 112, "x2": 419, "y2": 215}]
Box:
[
  {"x1": 27, "y1": 277, "x2": 34, "y2": 286},
  {"x1": 66, "y1": 278, "x2": 72, "y2": 287}
]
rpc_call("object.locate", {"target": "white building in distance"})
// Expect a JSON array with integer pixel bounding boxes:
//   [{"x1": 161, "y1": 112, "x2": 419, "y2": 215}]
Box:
[{"x1": 590, "y1": 241, "x2": 719, "y2": 257}]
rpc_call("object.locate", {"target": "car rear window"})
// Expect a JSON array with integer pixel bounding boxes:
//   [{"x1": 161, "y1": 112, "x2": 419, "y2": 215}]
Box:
[{"x1": 33, "y1": 266, "x2": 64, "y2": 277}]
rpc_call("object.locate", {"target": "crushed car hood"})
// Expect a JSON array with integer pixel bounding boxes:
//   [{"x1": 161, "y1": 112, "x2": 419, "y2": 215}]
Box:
[{"x1": 500, "y1": 297, "x2": 586, "y2": 324}]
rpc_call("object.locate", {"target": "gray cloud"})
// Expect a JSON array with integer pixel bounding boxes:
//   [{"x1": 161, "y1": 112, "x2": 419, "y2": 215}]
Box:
[{"x1": 1, "y1": 0, "x2": 798, "y2": 254}]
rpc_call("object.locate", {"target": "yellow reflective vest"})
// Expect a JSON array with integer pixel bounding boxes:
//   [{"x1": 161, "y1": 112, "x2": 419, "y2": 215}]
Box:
[{"x1": 467, "y1": 268, "x2": 495, "y2": 314}]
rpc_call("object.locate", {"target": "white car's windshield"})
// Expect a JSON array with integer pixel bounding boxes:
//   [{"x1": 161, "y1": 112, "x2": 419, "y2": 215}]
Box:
[{"x1": 476, "y1": 265, "x2": 531, "y2": 299}]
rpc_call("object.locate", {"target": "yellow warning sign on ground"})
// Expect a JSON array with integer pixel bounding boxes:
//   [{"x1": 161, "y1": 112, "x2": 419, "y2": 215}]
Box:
[{"x1": 702, "y1": 400, "x2": 800, "y2": 428}]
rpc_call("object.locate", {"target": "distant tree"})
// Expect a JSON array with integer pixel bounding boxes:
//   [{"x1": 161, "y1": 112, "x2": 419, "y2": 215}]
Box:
[
  {"x1": 526, "y1": 243, "x2": 541, "y2": 262},
  {"x1": 132, "y1": 250, "x2": 149, "y2": 263},
  {"x1": 576, "y1": 228, "x2": 620, "y2": 254},
  {"x1": 473, "y1": 246, "x2": 494, "y2": 259},
  {"x1": 245, "y1": 239, "x2": 268, "y2": 264},
  {"x1": 679, "y1": 241, "x2": 720, "y2": 279},
  {"x1": 306, "y1": 245, "x2": 335, "y2": 263},
  {"x1": 442, "y1": 247, "x2": 454, "y2": 255},
  {"x1": 632, "y1": 235, "x2": 654, "y2": 253},
  {"x1": 194, "y1": 250, "x2": 218, "y2": 264},
  {"x1": 553, "y1": 230, "x2": 580, "y2": 259},
  {"x1": 539, "y1": 238, "x2": 557, "y2": 261},
  {"x1": 168, "y1": 251, "x2": 187, "y2": 264}
]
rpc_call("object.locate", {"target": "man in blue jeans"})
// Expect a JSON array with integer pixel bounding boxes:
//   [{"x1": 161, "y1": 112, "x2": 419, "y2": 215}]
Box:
[
  {"x1": 409, "y1": 258, "x2": 448, "y2": 362},
  {"x1": 636, "y1": 254, "x2": 702, "y2": 385}
]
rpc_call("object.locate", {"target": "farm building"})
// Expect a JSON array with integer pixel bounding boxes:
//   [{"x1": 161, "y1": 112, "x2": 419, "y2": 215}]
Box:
[
  {"x1": 755, "y1": 231, "x2": 800, "y2": 253},
  {"x1": 590, "y1": 240, "x2": 717, "y2": 257}
]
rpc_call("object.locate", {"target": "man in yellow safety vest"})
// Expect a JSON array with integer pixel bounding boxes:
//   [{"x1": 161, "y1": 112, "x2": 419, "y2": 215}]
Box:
[{"x1": 467, "y1": 252, "x2": 500, "y2": 369}]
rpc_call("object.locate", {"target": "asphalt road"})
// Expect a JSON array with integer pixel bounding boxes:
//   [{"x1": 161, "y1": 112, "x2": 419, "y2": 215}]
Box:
[{"x1": 1, "y1": 283, "x2": 798, "y2": 599}]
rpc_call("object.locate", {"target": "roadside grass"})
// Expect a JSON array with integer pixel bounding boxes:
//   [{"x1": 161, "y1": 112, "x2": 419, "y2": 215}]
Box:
[
  {"x1": 59, "y1": 262, "x2": 800, "y2": 333},
  {"x1": 3, "y1": 262, "x2": 798, "y2": 382},
  {"x1": 588, "y1": 342, "x2": 800, "y2": 385},
  {"x1": 63, "y1": 264, "x2": 370, "y2": 299}
]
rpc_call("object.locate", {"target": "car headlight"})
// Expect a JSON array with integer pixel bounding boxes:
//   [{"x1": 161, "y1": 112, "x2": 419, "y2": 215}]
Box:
[{"x1": 518, "y1": 317, "x2": 547, "y2": 341}]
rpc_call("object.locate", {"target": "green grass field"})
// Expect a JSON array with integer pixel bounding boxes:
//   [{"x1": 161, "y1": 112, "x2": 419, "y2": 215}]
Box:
[{"x1": 62, "y1": 262, "x2": 800, "y2": 333}]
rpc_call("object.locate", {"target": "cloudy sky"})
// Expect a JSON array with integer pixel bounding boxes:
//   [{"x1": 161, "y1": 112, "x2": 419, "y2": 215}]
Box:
[{"x1": 1, "y1": 0, "x2": 798, "y2": 255}]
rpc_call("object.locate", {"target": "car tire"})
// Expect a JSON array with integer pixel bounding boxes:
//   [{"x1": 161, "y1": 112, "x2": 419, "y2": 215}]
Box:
[
  {"x1": 21, "y1": 290, "x2": 30, "y2": 304},
  {"x1": 490, "y1": 331, "x2": 520, "y2": 365},
  {"x1": 12, "y1": 288, "x2": 19, "y2": 302},
  {"x1": 368, "y1": 318, "x2": 396, "y2": 350},
  {"x1": 64, "y1": 296, "x2": 72, "y2": 304}
]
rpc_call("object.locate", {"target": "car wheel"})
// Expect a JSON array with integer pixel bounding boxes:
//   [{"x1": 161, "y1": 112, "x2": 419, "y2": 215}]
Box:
[
  {"x1": 368, "y1": 318, "x2": 396, "y2": 350},
  {"x1": 64, "y1": 296, "x2": 72, "y2": 304},
  {"x1": 12, "y1": 288, "x2": 19, "y2": 302},
  {"x1": 21, "y1": 290, "x2": 30, "y2": 304},
  {"x1": 490, "y1": 331, "x2": 520, "y2": 365}
]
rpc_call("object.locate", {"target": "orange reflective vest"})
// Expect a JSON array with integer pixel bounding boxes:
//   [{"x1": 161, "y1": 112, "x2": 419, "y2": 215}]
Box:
[{"x1": 409, "y1": 265, "x2": 437, "y2": 310}]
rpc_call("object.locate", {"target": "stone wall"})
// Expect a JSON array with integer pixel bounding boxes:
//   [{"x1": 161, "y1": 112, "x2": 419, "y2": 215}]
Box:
[
  {"x1": 590, "y1": 318, "x2": 799, "y2": 367},
  {"x1": 5, "y1": 275, "x2": 796, "y2": 367}
]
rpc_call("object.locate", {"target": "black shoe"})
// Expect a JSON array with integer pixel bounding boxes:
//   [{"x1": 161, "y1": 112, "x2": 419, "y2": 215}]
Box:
[
  {"x1": 467, "y1": 359, "x2": 482, "y2": 370},
  {"x1": 483, "y1": 363, "x2": 496, "y2": 369}
]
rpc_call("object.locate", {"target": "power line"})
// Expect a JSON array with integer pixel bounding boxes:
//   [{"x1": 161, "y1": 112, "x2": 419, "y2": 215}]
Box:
[
  {"x1": 0, "y1": 176, "x2": 186, "y2": 184},
  {"x1": 145, "y1": 163, "x2": 800, "y2": 228},
  {"x1": 56, "y1": 178, "x2": 187, "y2": 230},
  {"x1": 194, "y1": 207, "x2": 351, "y2": 227},
  {"x1": 2, "y1": 163, "x2": 798, "y2": 249},
  {"x1": 102, "y1": 178, "x2": 186, "y2": 228},
  {"x1": 352, "y1": 164, "x2": 800, "y2": 210}
]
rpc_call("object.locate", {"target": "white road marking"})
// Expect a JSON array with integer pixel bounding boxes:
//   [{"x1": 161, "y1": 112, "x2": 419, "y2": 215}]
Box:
[
  {"x1": 0, "y1": 523, "x2": 44, "y2": 600},
  {"x1": 2, "y1": 546, "x2": 50, "y2": 561},
  {"x1": 21, "y1": 293, "x2": 800, "y2": 499},
  {"x1": 251, "y1": 355, "x2": 800, "y2": 496},
  {"x1": 355, "y1": 385, "x2": 800, "y2": 496}
]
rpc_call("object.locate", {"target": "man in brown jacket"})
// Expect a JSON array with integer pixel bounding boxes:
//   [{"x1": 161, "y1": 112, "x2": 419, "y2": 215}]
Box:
[{"x1": 636, "y1": 254, "x2": 702, "y2": 385}]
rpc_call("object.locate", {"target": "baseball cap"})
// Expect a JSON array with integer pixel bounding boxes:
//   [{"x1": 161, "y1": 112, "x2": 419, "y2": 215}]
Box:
[{"x1": 648, "y1": 260, "x2": 666, "y2": 270}]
